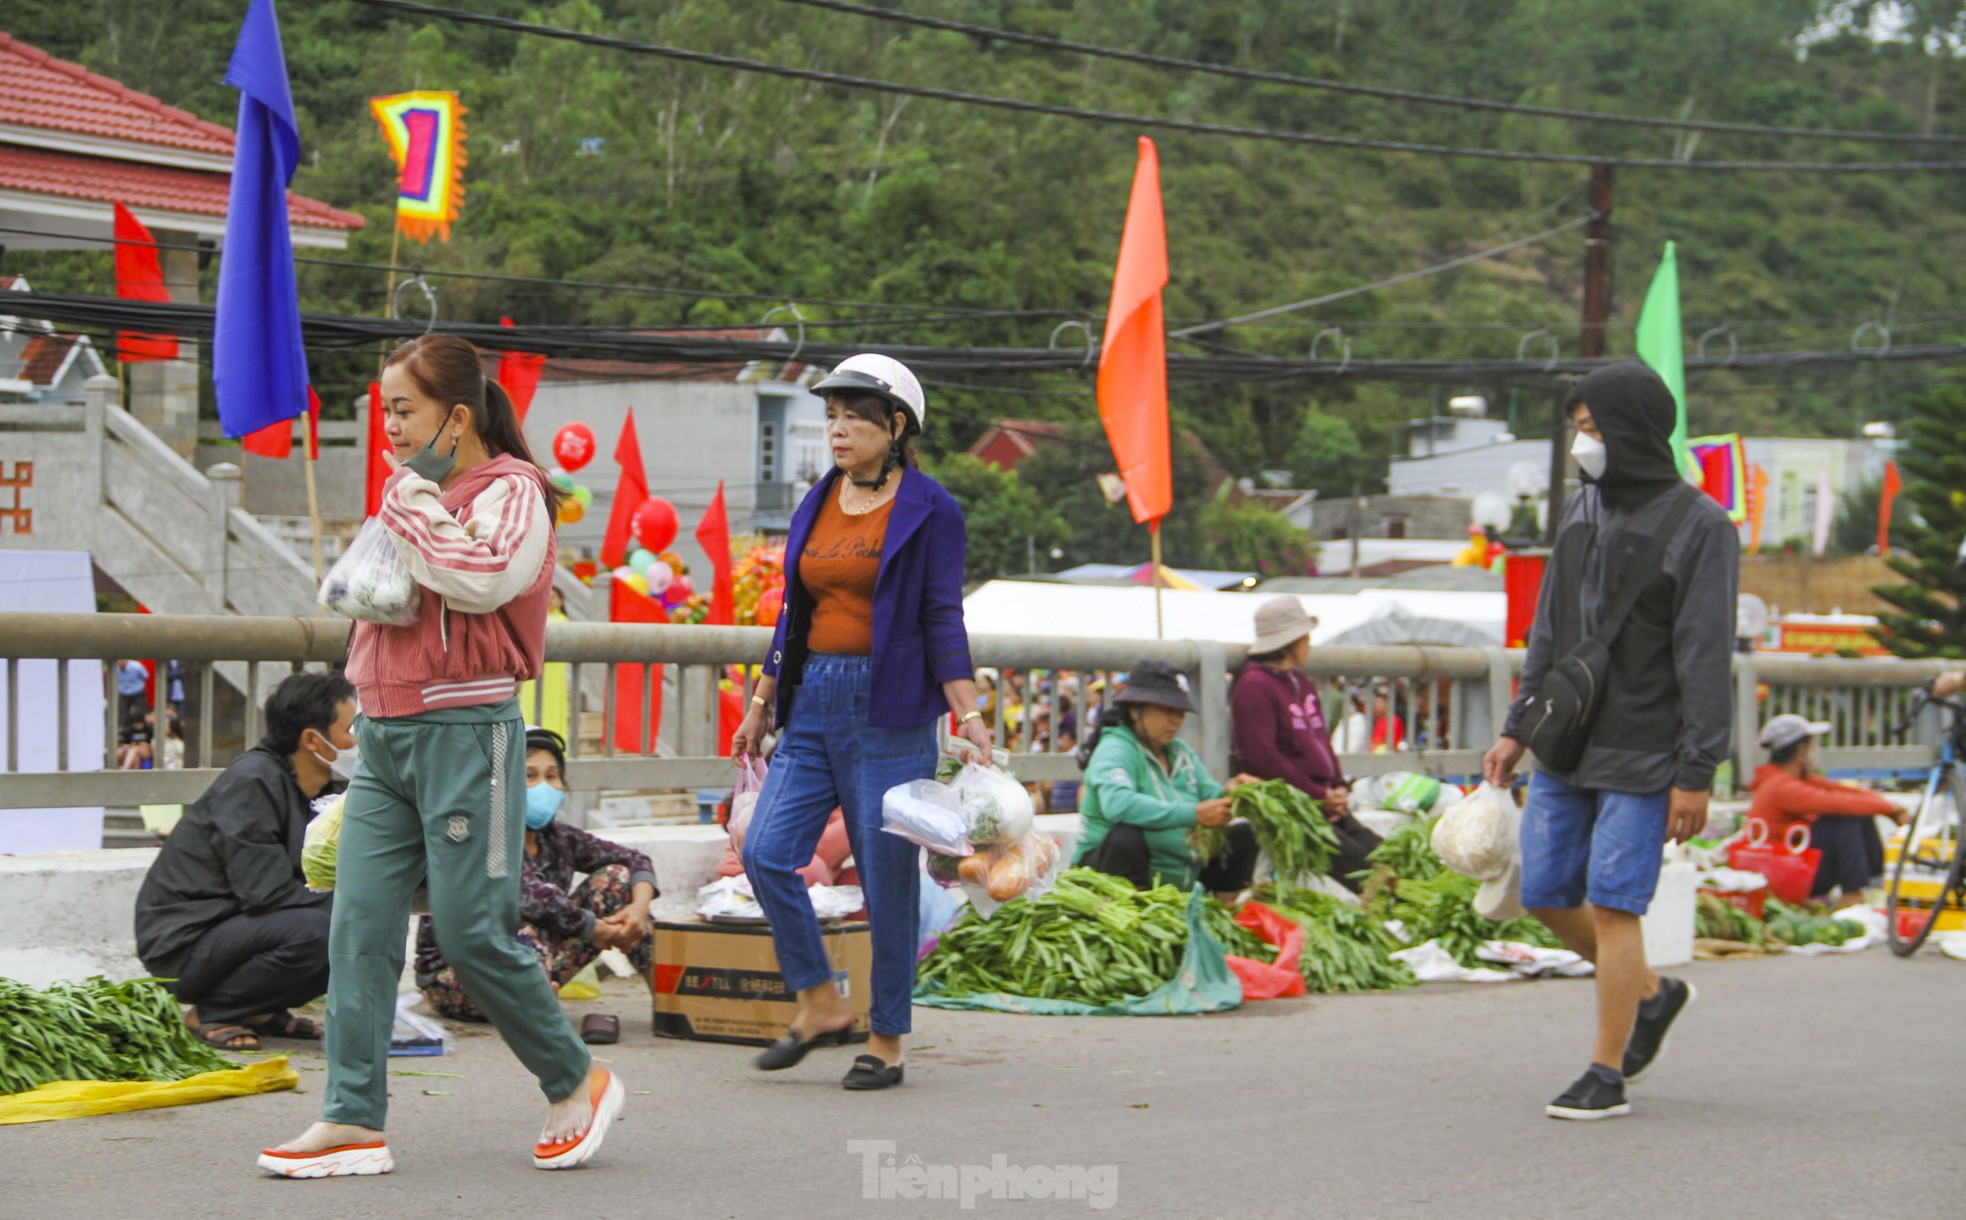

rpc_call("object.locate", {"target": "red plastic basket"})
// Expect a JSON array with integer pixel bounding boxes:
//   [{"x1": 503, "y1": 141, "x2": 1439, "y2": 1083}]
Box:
[
  {"x1": 1714, "y1": 888, "x2": 1767, "y2": 919},
  {"x1": 1727, "y1": 820, "x2": 1820, "y2": 906}
]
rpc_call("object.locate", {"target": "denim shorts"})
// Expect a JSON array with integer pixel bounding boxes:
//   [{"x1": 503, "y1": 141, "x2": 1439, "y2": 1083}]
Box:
[{"x1": 1518, "y1": 770, "x2": 1670, "y2": 915}]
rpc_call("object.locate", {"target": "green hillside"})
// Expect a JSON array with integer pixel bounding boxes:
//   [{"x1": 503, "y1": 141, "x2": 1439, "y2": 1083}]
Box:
[{"x1": 8, "y1": 0, "x2": 1965, "y2": 481}]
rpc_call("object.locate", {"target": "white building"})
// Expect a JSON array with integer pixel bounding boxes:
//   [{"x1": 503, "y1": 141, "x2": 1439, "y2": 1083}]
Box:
[
  {"x1": 517, "y1": 329, "x2": 824, "y2": 579},
  {"x1": 1386, "y1": 401, "x2": 1898, "y2": 544},
  {"x1": 0, "y1": 277, "x2": 107, "y2": 404}
]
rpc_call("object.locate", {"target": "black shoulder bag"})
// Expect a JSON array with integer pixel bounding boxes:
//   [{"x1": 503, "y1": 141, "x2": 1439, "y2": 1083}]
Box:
[{"x1": 1522, "y1": 487, "x2": 1698, "y2": 772}]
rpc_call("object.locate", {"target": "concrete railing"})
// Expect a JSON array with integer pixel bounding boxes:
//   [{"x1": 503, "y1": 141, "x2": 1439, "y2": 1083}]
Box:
[{"x1": 3, "y1": 610, "x2": 1950, "y2": 814}]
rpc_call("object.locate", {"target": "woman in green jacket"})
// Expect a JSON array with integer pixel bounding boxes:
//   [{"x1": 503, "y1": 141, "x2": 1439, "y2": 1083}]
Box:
[{"x1": 1073, "y1": 660, "x2": 1259, "y2": 901}]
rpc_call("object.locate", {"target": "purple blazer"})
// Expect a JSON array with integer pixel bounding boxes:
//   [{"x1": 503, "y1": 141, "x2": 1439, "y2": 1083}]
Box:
[{"x1": 764, "y1": 466, "x2": 973, "y2": 729}]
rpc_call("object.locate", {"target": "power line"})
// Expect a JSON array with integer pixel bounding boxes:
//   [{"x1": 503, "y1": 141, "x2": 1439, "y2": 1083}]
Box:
[
  {"x1": 780, "y1": 0, "x2": 1966, "y2": 146},
  {"x1": 1170, "y1": 213, "x2": 1597, "y2": 338},
  {"x1": 19, "y1": 289, "x2": 1966, "y2": 386},
  {"x1": 337, "y1": 0, "x2": 1966, "y2": 173}
]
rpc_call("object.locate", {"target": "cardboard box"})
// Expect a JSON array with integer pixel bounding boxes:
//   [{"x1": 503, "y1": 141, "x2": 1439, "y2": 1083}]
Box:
[{"x1": 651, "y1": 919, "x2": 871, "y2": 1046}]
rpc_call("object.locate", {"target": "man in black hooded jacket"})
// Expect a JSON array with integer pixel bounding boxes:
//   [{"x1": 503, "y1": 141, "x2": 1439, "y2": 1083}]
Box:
[{"x1": 1484, "y1": 361, "x2": 1738, "y2": 1121}]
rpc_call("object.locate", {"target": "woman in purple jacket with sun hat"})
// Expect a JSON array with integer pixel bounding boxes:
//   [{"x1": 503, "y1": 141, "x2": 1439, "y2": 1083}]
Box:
[{"x1": 730, "y1": 354, "x2": 993, "y2": 1091}]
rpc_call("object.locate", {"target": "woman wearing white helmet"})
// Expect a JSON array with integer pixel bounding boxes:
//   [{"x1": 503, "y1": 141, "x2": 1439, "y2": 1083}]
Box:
[{"x1": 732, "y1": 352, "x2": 991, "y2": 1090}]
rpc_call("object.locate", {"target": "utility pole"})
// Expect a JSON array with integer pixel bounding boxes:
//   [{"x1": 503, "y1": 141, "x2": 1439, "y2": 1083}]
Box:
[{"x1": 1547, "y1": 164, "x2": 1614, "y2": 543}]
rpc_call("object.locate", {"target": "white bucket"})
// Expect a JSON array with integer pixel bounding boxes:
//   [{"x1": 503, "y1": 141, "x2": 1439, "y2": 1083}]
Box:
[{"x1": 1641, "y1": 856, "x2": 1698, "y2": 968}]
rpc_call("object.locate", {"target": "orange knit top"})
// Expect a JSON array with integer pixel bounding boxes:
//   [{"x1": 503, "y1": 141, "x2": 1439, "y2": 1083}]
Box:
[{"x1": 801, "y1": 489, "x2": 893, "y2": 656}]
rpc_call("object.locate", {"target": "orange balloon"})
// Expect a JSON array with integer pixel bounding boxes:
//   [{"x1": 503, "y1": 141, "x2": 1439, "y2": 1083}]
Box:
[{"x1": 559, "y1": 498, "x2": 586, "y2": 524}]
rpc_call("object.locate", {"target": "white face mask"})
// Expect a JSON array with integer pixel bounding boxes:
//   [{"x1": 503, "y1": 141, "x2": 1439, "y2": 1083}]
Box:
[
  {"x1": 1571, "y1": 431, "x2": 1607, "y2": 481},
  {"x1": 311, "y1": 732, "x2": 359, "y2": 783}
]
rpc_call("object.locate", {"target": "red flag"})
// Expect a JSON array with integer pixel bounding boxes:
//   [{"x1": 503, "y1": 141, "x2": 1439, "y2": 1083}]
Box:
[
  {"x1": 694, "y1": 480, "x2": 735, "y2": 626},
  {"x1": 1878, "y1": 460, "x2": 1902, "y2": 555},
  {"x1": 601, "y1": 410, "x2": 649, "y2": 570},
  {"x1": 609, "y1": 577, "x2": 667, "y2": 753},
  {"x1": 305, "y1": 386, "x2": 321, "y2": 461},
  {"x1": 365, "y1": 381, "x2": 390, "y2": 516},
  {"x1": 241, "y1": 416, "x2": 292, "y2": 459},
  {"x1": 112, "y1": 202, "x2": 179, "y2": 363},
  {"x1": 1096, "y1": 136, "x2": 1171, "y2": 527},
  {"x1": 497, "y1": 316, "x2": 546, "y2": 422}
]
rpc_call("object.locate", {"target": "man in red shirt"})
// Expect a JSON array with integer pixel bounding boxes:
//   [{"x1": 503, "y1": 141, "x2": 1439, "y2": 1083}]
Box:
[{"x1": 1747, "y1": 714, "x2": 1908, "y2": 908}]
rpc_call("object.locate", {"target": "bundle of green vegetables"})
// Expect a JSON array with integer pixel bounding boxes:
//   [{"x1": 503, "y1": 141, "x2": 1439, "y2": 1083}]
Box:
[
  {"x1": 916, "y1": 868, "x2": 1270, "y2": 1006},
  {"x1": 1762, "y1": 898, "x2": 1862, "y2": 947},
  {"x1": 1250, "y1": 882, "x2": 1416, "y2": 994},
  {"x1": 1694, "y1": 892, "x2": 1767, "y2": 944},
  {"x1": 0, "y1": 976, "x2": 234, "y2": 1094},
  {"x1": 1351, "y1": 816, "x2": 1444, "y2": 902},
  {"x1": 1383, "y1": 867, "x2": 1562, "y2": 968},
  {"x1": 1190, "y1": 780, "x2": 1338, "y2": 883}
]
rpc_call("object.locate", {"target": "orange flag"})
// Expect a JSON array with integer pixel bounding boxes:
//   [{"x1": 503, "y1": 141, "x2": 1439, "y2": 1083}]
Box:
[
  {"x1": 1096, "y1": 137, "x2": 1171, "y2": 527},
  {"x1": 1877, "y1": 459, "x2": 1902, "y2": 555}
]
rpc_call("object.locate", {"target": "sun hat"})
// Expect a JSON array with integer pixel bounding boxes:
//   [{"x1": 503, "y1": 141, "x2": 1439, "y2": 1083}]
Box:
[
  {"x1": 1111, "y1": 659, "x2": 1196, "y2": 714},
  {"x1": 1758, "y1": 713, "x2": 1832, "y2": 753},
  {"x1": 1251, "y1": 597, "x2": 1319, "y2": 656}
]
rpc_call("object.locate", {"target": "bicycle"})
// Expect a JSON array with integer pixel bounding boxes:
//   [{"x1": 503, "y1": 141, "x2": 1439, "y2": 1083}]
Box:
[{"x1": 1885, "y1": 688, "x2": 1966, "y2": 957}]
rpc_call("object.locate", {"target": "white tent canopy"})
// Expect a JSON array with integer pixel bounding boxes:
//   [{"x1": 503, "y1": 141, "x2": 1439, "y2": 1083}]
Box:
[{"x1": 961, "y1": 580, "x2": 1505, "y2": 647}]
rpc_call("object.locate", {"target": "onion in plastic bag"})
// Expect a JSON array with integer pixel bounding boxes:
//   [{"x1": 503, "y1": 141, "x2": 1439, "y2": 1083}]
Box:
[{"x1": 319, "y1": 518, "x2": 419, "y2": 626}]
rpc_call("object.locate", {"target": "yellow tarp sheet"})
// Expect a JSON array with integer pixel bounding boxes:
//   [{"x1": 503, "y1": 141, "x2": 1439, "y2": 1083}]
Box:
[{"x1": 0, "y1": 1056, "x2": 297, "y2": 1125}]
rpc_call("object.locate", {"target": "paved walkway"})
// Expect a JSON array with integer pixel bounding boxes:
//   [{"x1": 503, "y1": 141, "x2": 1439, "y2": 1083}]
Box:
[{"x1": 3, "y1": 947, "x2": 1960, "y2": 1218}]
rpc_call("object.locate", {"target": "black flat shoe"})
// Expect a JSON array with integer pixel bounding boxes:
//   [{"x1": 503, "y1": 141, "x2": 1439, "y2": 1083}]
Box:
[
  {"x1": 753, "y1": 1024, "x2": 853, "y2": 1071},
  {"x1": 842, "y1": 1054, "x2": 905, "y2": 1091}
]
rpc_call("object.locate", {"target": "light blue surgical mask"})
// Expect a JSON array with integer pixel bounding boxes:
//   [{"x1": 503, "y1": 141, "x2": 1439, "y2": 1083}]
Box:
[{"x1": 524, "y1": 781, "x2": 565, "y2": 830}]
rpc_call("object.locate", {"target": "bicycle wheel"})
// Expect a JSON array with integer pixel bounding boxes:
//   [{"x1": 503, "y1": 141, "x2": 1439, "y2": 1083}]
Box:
[{"x1": 1886, "y1": 769, "x2": 1964, "y2": 956}]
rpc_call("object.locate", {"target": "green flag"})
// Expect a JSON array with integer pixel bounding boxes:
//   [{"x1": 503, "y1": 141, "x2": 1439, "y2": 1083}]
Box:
[{"x1": 1633, "y1": 241, "x2": 1699, "y2": 484}]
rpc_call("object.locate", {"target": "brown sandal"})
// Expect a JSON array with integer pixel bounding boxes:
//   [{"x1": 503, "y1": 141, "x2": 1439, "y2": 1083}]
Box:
[
  {"x1": 192, "y1": 1022, "x2": 261, "y2": 1051},
  {"x1": 248, "y1": 1011, "x2": 323, "y2": 1040}
]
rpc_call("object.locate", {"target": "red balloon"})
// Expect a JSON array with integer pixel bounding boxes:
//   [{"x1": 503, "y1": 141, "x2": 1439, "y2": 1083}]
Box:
[
  {"x1": 755, "y1": 586, "x2": 784, "y2": 628},
  {"x1": 633, "y1": 498, "x2": 679, "y2": 553},
  {"x1": 552, "y1": 423, "x2": 597, "y2": 472},
  {"x1": 667, "y1": 575, "x2": 695, "y2": 602}
]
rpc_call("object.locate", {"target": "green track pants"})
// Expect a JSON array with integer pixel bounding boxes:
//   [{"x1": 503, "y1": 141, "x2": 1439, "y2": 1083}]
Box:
[{"x1": 322, "y1": 700, "x2": 590, "y2": 1129}]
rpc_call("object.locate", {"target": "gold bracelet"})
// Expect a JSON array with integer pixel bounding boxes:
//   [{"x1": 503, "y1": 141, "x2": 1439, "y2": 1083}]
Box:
[{"x1": 958, "y1": 710, "x2": 983, "y2": 725}]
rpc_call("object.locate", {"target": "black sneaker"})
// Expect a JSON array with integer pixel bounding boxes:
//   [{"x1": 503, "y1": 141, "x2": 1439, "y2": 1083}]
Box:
[
  {"x1": 1545, "y1": 1066, "x2": 1630, "y2": 1121},
  {"x1": 1623, "y1": 976, "x2": 1696, "y2": 1083}
]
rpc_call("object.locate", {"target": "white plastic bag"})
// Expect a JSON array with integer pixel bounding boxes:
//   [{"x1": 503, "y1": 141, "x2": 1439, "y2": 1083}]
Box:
[
  {"x1": 881, "y1": 780, "x2": 974, "y2": 856},
  {"x1": 301, "y1": 794, "x2": 344, "y2": 892},
  {"x1": 726, "y1": 756, "x2": 769, "y2": 855},
  {"x1": 948, "y1": 761, "x2": 1034, "y2": 845},
  {"x1": 1431, "y1": 781, "x2": 1518, "y2": 882},
  {"x1": 391, "y1": 993, "x2": 452, "y2": 1056},
  {"x1": 696, "y1": 875, "x2": 766, "y2": 921},
  {"x1": 1353, "y1": 771, "x2": 1454, "y2": 815},
  {"x1": 319, "y1": 518, "x2": 419, "y2": 626}
]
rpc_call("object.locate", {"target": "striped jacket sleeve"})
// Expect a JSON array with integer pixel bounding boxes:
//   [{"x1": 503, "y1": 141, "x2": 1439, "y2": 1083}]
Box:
[{"x1": 380, "y1": 470, "x2": 551, "y2": 614}]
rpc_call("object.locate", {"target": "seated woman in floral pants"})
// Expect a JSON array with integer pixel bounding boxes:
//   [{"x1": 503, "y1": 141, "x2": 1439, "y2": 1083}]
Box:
[{"x1": 415, "y1": 728, "x2": 658, "y2": 1020}]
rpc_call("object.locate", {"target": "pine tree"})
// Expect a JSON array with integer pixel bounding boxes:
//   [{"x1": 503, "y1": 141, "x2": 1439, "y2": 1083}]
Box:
[{"x1": 1873, "y1": 380, "x2": 1966, "y2": 659}]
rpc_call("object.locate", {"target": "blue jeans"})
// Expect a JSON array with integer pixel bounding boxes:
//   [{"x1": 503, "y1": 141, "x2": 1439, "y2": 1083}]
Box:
[
  {"x1": 1519, "y1": 770, "x2": 1670, "y2": 915},
  {"x1": 743, "y1": 654, "x2": 936, "y2": 1036}
]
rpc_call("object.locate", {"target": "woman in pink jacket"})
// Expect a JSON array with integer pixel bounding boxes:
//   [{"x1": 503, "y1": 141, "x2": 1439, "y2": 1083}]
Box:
[{"x1": 262, "y1": 337, "x2": 617, "y2": 1179}]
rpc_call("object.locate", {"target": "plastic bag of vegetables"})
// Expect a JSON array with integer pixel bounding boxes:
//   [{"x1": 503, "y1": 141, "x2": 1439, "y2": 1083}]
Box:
[
  {"x1": 318, "y1": 518, "x2": 419, "y2": 626},
  {"x1": 882, "y1": 780, "x2": 975, "y2": 856},
  {"x1": 301, "y1": 795, "x2": 344, "y2": 892},
  {"x1": 959, "y1": 831, "x2": 1062, "y2": 916},
  {"x1": 1430, "y1": 782, "x2": 1517, "y2": 882},
  {"x1": 948, "y1": 760, "x2": 1034, "y2": 846}
]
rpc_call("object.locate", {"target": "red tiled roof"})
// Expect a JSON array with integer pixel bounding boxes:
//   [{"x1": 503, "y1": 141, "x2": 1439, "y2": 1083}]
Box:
[
  {"x1": 17, "y1": 333, "x2": 79, "y2": 384},
  {"x1": 0, "y1": 144, "x2": 364, "y2": 231},
  {"x1": 0, "y1": 32, "x2": 236, "y2": 156}
]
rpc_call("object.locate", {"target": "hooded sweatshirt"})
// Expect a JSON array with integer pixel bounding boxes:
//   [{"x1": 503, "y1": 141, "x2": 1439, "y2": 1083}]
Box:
[
  {"x1": 346, "y1": 454, "x2": 555, "y2": 718},
  {"x1": 1502, "y1": 361, "x2": 1739, "y2": 793}
]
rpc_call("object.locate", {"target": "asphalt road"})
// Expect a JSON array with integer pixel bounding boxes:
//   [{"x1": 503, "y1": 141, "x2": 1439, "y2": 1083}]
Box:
[{"x1": 4, "y1": 948, "x2": 1960, "y2": 1219}]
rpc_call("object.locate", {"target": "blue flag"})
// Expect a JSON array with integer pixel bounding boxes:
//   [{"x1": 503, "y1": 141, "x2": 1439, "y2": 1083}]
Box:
[{"x1": 213, "y1": 0, "x2": 310, "y2": 439}]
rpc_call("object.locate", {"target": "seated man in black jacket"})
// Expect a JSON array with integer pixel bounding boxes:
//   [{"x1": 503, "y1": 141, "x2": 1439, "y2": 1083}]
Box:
[{"x1": 135, "y1": 672, "x2": 356, "y2": 1051}]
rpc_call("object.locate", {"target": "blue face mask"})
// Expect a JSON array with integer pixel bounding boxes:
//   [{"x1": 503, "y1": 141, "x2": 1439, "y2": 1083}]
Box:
[{"x1": 524, "y1": 781, "x2": 565, "y2": 830}]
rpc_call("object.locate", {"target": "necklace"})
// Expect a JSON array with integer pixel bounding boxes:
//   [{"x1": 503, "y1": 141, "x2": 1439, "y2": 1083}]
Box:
[{"x1": 839, "y1": 473, "x2": 896, "y2": 516}]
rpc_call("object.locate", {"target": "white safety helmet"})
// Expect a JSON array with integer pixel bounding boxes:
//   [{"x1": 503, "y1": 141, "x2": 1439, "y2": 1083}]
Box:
[{"x1": 811, "y1": 353, "x2": 927, "y2": 433}]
